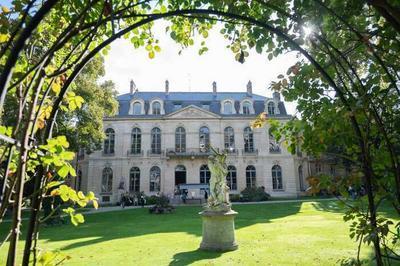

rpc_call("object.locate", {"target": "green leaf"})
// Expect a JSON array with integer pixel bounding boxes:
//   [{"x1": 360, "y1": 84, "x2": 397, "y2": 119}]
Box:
[
  {"x1": 148, "y1": 51, "x2": 155, "y2": 59},
  {"x1": 58, "y1": 164, "x2": 70, "y2": 178}
]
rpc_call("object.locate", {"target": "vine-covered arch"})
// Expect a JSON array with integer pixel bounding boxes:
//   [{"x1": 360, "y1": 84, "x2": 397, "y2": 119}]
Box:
[{"x1": 1, "y1": 1, "x2": 399, "y2": 265}]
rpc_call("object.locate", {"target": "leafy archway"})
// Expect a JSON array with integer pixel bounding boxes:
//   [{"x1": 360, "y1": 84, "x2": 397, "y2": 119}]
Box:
[{"x1": 0, "y1": 1, "x2": 399, "y2": 265}]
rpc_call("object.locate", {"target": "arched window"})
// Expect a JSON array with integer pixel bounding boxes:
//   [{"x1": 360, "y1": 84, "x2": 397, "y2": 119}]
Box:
[
  {"x1": 242, "y1": 101, "x2": 252, "y2": 115},
  {"x1": 272, "y1": 165, "x2": 283, "y2": 190},
  {"x1": 129, "y1": 167, "x2": 140, "y2": 192},
  {"x1": 101, "y1": 167, "x2": 113, "y2": 192},
  {"x1": 104, "y1": 128, "x2": 115, "y2": 155},
  {"x1": 152, "y1": 101, "x2": 161, "y2": 115},
  {"x1": 150, "y1": 166, "x2": 161, "y2": 192},
  {"x1": 246, "y1": 165, "x2": 256, "y2": 188},
  {"x1": 226, "y1": 165, "x2": 237, "y2": 190},
  {"x1": 151, "y1": 127, "x2": 161, "y2": 154},
  {"x1": 200, "y1": 165, "x2": 210, "y2": 184},
  {"x1": 175, "y1": 127, "x2": 186, "y2": 152},
  {"x1": 269, "y1": 128, "x2": 281, "y2": 153},
  {"x1": 199, "y1": 126, "x2": 210, "y2": 152},
  {"x1": 133, "y1": 102, "x2": 142, "y2": 115},
  {"x1": 244, "y1": 127, "x2": 254, "y2": 152},
  {"x1": 267, "y1": 102, "x2": 275, "y2": 115},
  {"x1": 223, "y1": 101, "x2": 233, "y2": 114},
  {"x1": 298, "y1": 165, "x2": 304, "y2": 191},
  {"x1": 131, "y1": 128, "x2": 141, "y2": 154},
  {"x1": 224, "y1": 127, "x2": 235, "y2": 151}
]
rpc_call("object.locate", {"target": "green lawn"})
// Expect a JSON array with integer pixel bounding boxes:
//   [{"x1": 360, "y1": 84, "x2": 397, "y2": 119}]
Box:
[{"x1": 0, "y1": 200, "x2": 389, "y2": 265}]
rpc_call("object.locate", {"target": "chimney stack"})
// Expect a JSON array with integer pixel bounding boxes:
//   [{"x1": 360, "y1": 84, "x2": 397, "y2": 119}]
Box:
[
  {"x1": 130, "y1": 79, "x2": 136, "y2": 94},
  {"x1": 212, "y1": 81, "x2": 217, "y2": 95},
  {"x1": 247, "y1": 80, "x2": 252, "y2": 95},
  {"x1": 165, "y1": 79, "x2": 169, "y2": 95},
  {"x1": 273, "y1": 91, "x2": 281, "y2": 101}
]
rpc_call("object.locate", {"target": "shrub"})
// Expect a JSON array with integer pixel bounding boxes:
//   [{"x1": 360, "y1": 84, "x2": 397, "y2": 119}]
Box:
[
  {"x1": 229, "y1": 194, "x2": 241, "y2": 202},
  {"x1": 149, "y1": 194, "x2": 175, "y2": 214},
  {"x1": 240, "y1": 187, "x2": 270, "y2": 202}
]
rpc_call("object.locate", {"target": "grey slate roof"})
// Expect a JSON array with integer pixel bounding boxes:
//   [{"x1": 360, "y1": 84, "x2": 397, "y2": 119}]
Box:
[{"x1": 115, "y1": 91, "x2": 289, "y2": 117}]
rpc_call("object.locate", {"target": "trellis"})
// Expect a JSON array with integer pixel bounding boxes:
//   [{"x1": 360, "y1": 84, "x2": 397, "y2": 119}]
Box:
[{"x1": 0, "y1": 1, "x2": 399, "y2": 265}]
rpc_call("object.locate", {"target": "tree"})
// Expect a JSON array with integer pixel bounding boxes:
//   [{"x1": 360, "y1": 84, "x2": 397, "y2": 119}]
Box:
[{"x1": 56, "y1": 56, "x2": 118, "y2": 153}]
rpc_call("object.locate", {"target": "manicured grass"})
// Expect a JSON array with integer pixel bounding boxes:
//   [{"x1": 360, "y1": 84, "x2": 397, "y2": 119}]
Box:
[{"x1": 0, "y1": 200, "x2": 389, "y2": 265}]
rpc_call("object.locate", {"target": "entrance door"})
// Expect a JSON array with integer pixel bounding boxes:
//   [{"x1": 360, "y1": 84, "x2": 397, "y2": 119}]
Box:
[{"x1": 175, "y1": 165, "x2": 186, "y2": 186}]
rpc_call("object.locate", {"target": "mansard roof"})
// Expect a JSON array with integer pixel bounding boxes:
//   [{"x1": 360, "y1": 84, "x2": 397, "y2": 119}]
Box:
[{"x1": 115, "y1": 91, "x2": 289, "y2": 117}]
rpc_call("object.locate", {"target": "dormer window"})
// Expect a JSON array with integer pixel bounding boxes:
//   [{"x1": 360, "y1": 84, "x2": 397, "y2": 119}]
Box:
[
  {"x1": 223, "y1": 101, "x2": 233, "y2": 114},
  {"x1": 242, "y1": 101, "x2": 251, "y2": 114},
  {"x1": 152, "y1": 101, "x2": 161, "y2": 115},
  {"x1": 201, "y1": 102, "x2": 210, "y2": 111},
  {"x1": 133, "y1": 102, "x2": 142, "y2": 115},
  {"x1": 267, "y1": 102, "x2": 275, "y2": 115},
  {"x1": 173, "y1": 102, "x2": 182, "y2": 111}
]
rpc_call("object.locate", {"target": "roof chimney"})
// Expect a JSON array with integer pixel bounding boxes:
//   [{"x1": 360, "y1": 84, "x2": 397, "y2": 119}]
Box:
[
  {"x1": 247, "y1": 80, "x2": 252, "y2": 95},
  {"x1": 130, "y1": 79, "x2": 136, "y2": 94},
  {"x1": 165, "y1": 79, "x2": 169, "y2": 95},
  {"x1": 273, "y1": 91, "x2": 281, "y2": 101},
  {"x1": 212, "y1": 81, "x2": 217, "y2": 95}
]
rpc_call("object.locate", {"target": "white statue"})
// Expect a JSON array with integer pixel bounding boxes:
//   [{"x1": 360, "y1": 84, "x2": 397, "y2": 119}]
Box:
[{"x1": 206, "y1": 147, "x2": 231, "y2": 212}]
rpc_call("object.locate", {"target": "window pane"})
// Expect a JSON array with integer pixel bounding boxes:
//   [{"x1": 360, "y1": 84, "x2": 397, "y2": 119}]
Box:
[
  {"x1": 224, "y1": 102, "x2": 232, "y2": 114},
  {"x1": 133, "y1": 102, "x2": 142, "y2": 115},
  {"x1": 152, "y1": 102, "x2": 161, "y2": 115},
  {"x1": 244, "y1": 127, "x2": 254, "y2": 152},
  {"x1": 199, "y1": 127, "x2": 210, "y2": 152}
]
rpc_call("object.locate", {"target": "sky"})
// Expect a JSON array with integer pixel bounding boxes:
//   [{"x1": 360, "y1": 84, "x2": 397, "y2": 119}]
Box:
[
  {"x1": 102, "y1": 21, "x2": 300, "y2": 115},
  {"x1": 0, "y1": 0, "x2": 300, "y2": 115}
]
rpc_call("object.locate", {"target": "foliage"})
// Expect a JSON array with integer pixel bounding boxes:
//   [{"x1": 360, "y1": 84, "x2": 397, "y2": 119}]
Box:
[
  {"x1": 240, "y1": 187, "x2": 271, "y2": 202},
  {"x1": 148, "y1": 194, "x2": 175, "y2": 214},
  {"x1": 56, "y1": 57, "x2": 118, "y2": 153}
]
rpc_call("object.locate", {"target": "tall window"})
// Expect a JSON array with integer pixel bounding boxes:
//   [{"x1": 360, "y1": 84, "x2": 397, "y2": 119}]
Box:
[
  {"x1": 200, "y1": 165, "x2": 211, "y2": 184},
  {"x1": 242, "y1": 101, "x2": 251, "y2": 114},
  {"x1": 129, "y1": 167, "x2": 140, "y2": 192},
  {"x1": 267, "y1": 102, "x2": 275, "y2": 115},
  {"x1": 133, "y1": 102, "x2": 142, "y2": 115},
  {"x1": 315, "y1": 163, "x2": 322, "y2": 174},
  {"x1": 272, "y1": 165, "x2": 283, "y2": 190},
  {"x1": 226, "y1": 165, "x2": 237, "y2": 190},
  {"x1": 199, "y1": 126, "x2": 210, "y2": 152},
  {"x1": 224, "y1": 127, "x2": 235, "y2": 150},
  {"x1": 223, "y1": 101, "x2": 233, "y2": 114},
  {"x1": 104, "y1": 128, "x2": 115, "y2": 154},
  {"x1": 298, "y1": 165, "x2": 304, "y2": 191},
  {"x1": 246, "y1": 165, "x2": 256, "y2": 188},
  {"x1": 150, "y1": 166, "x2": 161, "y2": 192},
  {"x1": 175, "y1": 127, "x2": 186, "y2": 152},
  {"x1": 152, "y1": 101, "x2": 161, "y2": 115},
  {"x1": 269, "y1": 129, "x2": 280, "y2": 153},
  {"x1": 151, "y1": 127, "x2": 161, "y2": 154},
  {"x1": 131, "y1": 128, "x2": 141, "y2": 154},
  {"x1": 101, "y1": 167, "x2": 113, "y2": 192},
  {"x1": 244, "y1": 127, "x2": 254, "y2": 152}
]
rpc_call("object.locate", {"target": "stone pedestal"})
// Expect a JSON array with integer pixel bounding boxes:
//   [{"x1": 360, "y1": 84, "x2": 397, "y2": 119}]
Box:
[{"x1": 199, "y1": 209, "x2": 238, "y2": 251}]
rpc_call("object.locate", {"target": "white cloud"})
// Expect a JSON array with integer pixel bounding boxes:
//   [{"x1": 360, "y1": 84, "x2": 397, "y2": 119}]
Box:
[{"x1": 103, "y1": 21, "x2": 299, "y2": 115}]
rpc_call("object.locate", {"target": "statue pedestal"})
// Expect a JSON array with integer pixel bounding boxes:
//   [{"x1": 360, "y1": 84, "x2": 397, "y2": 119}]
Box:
[{"x1": 199, "y1": 209, "x2": 238, "y2": 251}]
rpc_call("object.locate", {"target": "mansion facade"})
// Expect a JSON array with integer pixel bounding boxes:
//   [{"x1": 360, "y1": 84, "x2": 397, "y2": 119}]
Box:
[{"x1": 76, "y1": 81, "x2": 310, "y2": 204}]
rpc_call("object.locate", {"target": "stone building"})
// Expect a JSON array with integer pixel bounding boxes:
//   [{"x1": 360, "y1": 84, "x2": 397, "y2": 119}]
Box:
[{"x1": 76, "y1": 81, "x2": 308, "y2": 204}]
